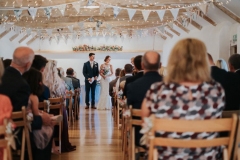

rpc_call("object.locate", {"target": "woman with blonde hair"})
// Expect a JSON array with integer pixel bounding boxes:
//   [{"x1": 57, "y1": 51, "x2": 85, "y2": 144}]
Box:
[
  {"x1": 141, "y1": 38, "x2": 225, "y2": 159},
  {"x1": 42, "y1": 60, "x2": 76, "y2": 152}
]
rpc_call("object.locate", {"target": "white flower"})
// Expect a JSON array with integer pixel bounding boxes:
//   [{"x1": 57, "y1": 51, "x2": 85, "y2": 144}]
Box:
[{"x1": 94, "y1": 62, "x2": 97, "y2": 64}]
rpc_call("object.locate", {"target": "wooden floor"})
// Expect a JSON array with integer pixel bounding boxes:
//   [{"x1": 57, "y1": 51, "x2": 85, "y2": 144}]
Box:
[{"x1": 52, "y1": 107, "x2": 122, "y2": 160}]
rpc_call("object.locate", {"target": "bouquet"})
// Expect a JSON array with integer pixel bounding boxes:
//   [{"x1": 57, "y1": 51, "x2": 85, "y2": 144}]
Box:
[{"x1": 101, "y1": 67, "x2": 109, "y2": 76}]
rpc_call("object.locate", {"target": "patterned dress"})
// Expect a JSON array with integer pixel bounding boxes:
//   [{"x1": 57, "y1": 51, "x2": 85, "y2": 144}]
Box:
[{"x1": 144, "y1": 81, "x2": 225, "y2": 160}]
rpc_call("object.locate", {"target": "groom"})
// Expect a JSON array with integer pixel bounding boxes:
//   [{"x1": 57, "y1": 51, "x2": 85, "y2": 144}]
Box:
[{"x1": 83, "y1": 53, "x2": 99, "y2": 109}]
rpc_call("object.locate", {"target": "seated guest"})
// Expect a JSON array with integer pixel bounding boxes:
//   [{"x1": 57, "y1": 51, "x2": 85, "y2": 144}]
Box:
[
  {"x1": 31, "y1": 55, "x2": 50, "y2": 102},
  {"x1": 0, "y1": 47, "x2": 52, "y2": 160},
  {"x1": 43, "y1": 60, "x2": 76, "y2": 152},
  {"x1": 115, "y1": 69, "x2": 124, "y2": 97},
  {"x1": 66, "y1": 68, "x2": 80, "y2": 89},
  {"x1": 141, "y1": 38, "x2": 225, "y2": 159},
  {"x1": 58, "y1": 67, "x2": 74, "y2": 92},
  {"x1": 127, "y1": 51, "x2": 162, "y2": 149},
  {"x1": 119, "y1": 64, "x2": 133, "y2": 83},
  {"x1": 123, "y1": 55, "x2": 144, "y2": 98},
  {"x1": 208, "y1": 53, "x2": 240, "y2": 110},
  {"x1": 0, "y1": 60, "x2": 13, "y2": 160},
  {"x1": 229, "y1": 53, "x2": 240, "y2": 75},
  {"x1": 109, "y1": 68, "x2": 121, "y2": 107},
  {"x1": 3, "y1": 59, "x2": 11, "y2": 68}
]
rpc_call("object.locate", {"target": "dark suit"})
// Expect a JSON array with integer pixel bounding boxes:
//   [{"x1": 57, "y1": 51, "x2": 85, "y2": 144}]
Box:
[
  {"x1": 123, "y1": 71, "x2": 144, "y2": 98},
  {"x1": 0, "y1": 67, "x2": 49, "y2": 159},
  {"x1": 236, "y1": 70, "x2": 240, "y2": 76},
  {"x1": 83, "y1": 61, "x2": 99, "y2": 106},
  {"x1": 127, "y1": 71, "x2": 162, "y2": 146},
  {"x1": 119, "y1": 74, "x2": 132, "y2": 83},
  {"x1": 109, "y1": 77, "x2": 119, "y2": 106},
  {"x1": 211, "y1": 66, "x2": 240, "y2": 110}
]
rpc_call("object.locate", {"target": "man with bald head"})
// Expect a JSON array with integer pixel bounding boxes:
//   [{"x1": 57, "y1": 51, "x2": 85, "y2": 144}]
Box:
[
  {"x1": 0, "y1": 47, "x2": 52, "y2": 160},
  {"x1": 127, "y1": 51, "x2": 162, "y2": 149}
]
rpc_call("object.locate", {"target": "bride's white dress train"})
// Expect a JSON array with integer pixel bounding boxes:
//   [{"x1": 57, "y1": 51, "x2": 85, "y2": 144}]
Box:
[{"x1": 97, "y1": 65, "x2": 112, "y2": 110}]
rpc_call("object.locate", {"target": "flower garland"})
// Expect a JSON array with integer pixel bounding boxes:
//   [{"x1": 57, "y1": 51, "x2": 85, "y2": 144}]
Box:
[{"x1": 72, "y1": 45, "x2": 123, "y2": 51}]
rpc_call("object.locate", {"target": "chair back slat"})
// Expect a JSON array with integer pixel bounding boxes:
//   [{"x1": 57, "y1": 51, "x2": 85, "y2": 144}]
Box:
[
  {"x1": 153, "y1": 137, "x2": 229, "y2": 148},
  {"x1": 38, "y1": 102, "x2": 47, "y2": 112},
  {"x1": 153, "y1": 118, "x2": 233, "y2": 132},
  {"x1": 48, "y1": 97, "x2": 62, "y2": 103},
  {"x1": 131, "y1": 120, "x2": 142, "y2": 126},
  {"x1": 222, "y1": 110, "x2": 240, "y2": 118},
  {"x1": 132, "y1": 109, "x2": 141, "y2": 117},
  {"x1": 11, "y1": 111, "x2": 24, "y2": 119},
  {"x1": 49, "y1": 104, "x2": 62, "y2": 110}
]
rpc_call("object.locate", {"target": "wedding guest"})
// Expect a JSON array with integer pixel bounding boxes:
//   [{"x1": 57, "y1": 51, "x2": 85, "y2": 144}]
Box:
[
  {"x1": 127, "y1": 51, "x2": 162, "y2": 150},
  {"x1": 31, "y1": 55, "x2": 50, "y2": 102},
  {"x1": 208, "y1": 53, "x2": 240, "y2": 110},
  {"x1": 229, "y1": 53, "x2": 240, "y2": 75},
  {"x1": 123, "y1": 55, "x2": 144, "y2": 98},
  {"x1": 0, "y1": 47, "x2": 52, "y2": 160},
  {"x1": 109, "y1": 68, "x2": 121, "y2": 107},
  {"x1": 119, "y1": 64, "x2": 133, "y2": 83},
  {"x1": 141, "y1": 38, "x2": 225, "y2": 159},
  {"x1": 0, "y1": 60, "x2": 13, "y2": 160},
  {"x1": 2, "y1": 59, "x2": 11, "y2": 68},
  {"x1": 43, "y1": 60, "x2": 76, "y2": 152},
  {"x1": 66, "y1": 68, "x2": 80, "y2": 89},
  {"x1": 115, "y1": 69, "x2": 124, "y2": 97},
  {"x1": 58, "y1": 67, "x2": 74, "y2": 92}
]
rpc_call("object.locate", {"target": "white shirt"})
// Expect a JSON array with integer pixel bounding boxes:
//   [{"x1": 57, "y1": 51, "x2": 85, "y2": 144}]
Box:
[{"x1": 89, "y1": 61, "x2": 94, "y2": 68}]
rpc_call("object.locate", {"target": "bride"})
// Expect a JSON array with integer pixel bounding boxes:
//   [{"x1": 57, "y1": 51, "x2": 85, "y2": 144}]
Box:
[{"x1": 97, "y1": 55, "x2": 113, "y2": 110}]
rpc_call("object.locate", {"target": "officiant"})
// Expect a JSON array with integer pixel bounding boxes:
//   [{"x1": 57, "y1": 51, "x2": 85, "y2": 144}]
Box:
[{"x1": 83, "y1": 53, "x2": 99, "y2": 109}]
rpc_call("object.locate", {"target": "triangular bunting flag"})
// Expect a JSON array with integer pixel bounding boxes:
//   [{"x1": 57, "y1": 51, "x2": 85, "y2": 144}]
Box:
[
  {"x1": 46, "y1": 29, "x2": 52, "y2": 36},
  {"x1": 15, "y1": 26, "x2": 22, "y2": 34},
  {"x1": 80, "y1": 31, "x2": 85, "y2": 37},
  {"x1": 156, "y1": 10, "x2": 165, "y2": 21},
  {"x1": 28, "y1": 8, "x2": 37, "y2": 20},
  {"x1": 142, "y1": 10, "x2": 151, "y2": 22},
  {"x1": 87, "y1": 0, "x2": 94, "y2": 6},
  {"x1": 170, "y1": 8, "x2": 179, "y2": 20},
  {"x1": 78, "y1": 22, "x2": 84, "y2": 30},
  {"x1": 14, "y1": 10, "x2": 22, "y2": 21},
  {"x1": 56, "y1": 35, "x2": 61, "y2": 44},
  {"x1": 199, "y1": 4, "x2": 208, "y2": 15},
  {"x1": 68, "y1": 25, "x2": 74, "y2": 32},
  {"x1": 56, "y1": 4, "x2": 66, "y2": 16},
  {"x1": 99, "y1": 4, "x2": 106, "y2": 15},
  {"x1": 127, "y1": 9, "x2": 136, "y2": 21},
  {"x1": 64, "y1": 34, "x2": 68, "y2": 44},
  {"x1": 106, "y1": 24, "x2": 112, "y2": 31},
  {"x1": 44, "y1": 7, "x2": 52, "y2": 19},
  {"x1": 113, "y1": 7, "x2": 121, "y2": 18},
  {"x1": 137, "y1": 30, "x2": 142, "y2": 37},
  {"x1": 158, "y1": 26, "x2": 165, "y2": 33},
  {"x1": 102, "y1": 30, "x2": 107, "y2": 37},
  {"x1": 26, "y1": 28, "x2": 32, "y2": 36},
  {"x1": 72, "y1": 3, "x2": 81, "y2": 14},
  {"x1": 95, "y1": 31, "x2": 99, "y2": 36},
  {"x1": 72, "y1": 31, "x2": 77, "y2": 42},
  {"x1": 88, "y1": 28, "x2": 93, "y2": 37}
]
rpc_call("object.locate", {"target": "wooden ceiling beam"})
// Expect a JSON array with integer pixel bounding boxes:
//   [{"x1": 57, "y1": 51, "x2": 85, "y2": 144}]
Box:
[
  {"x1": 19, "y1": 34, "x2": 29, "y2": 43},
  {"x1": 158, "y1": 33, "x2": 167, "y2": 40},
  {"x1": 201, "y1": 14, "x2": 217, "y2": 26},
  {"x1": 213, "y1": 1, "x2": 240, "y2": 23},
  {"x1": 9, "y1": 33, "x2": 19, "y2": 41},
  {"x1": 167, "y1": 25, "x2": 180, "y2": 36},
  {"x1": 26, "y1": 35, "x2": 38, "y2": 45},
  {"x1": 0, "y1": 29, "x2": 11, "y2": 39},
  {"x1": 173, "y1": 21, "x2": 190, "y2": 33},
  {"x1": 190, "y1": 19, "x2": 202, "y2": 30},
  {"x1": 165, "y1": 31, "x2": 173, "y2": 38}
]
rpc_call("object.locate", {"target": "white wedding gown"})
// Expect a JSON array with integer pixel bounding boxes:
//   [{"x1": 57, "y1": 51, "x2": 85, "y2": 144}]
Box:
[{"x1": 97, "y1": 64, "x2": 112, "y2": 110}]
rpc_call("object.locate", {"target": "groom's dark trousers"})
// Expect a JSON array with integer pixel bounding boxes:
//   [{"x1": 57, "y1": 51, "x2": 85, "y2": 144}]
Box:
[{"x1": 85, "y1": 80, "x2": 96, "y2": 107}]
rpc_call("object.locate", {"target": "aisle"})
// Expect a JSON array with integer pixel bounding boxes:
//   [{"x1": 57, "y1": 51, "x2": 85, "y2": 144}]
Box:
[{"x1": 52, "y1": 107, "x2": 122, "y2": 160}]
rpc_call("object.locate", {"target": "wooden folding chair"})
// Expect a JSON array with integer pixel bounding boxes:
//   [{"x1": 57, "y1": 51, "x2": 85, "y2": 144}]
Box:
[
  {"x1": 148, "y1": 114, "x2": 238, "y2": 160},
  {"x1": 38, "y1": 101, "x2": 48, "y2": 112},
  {"x1": 117, "y1": 99, "x2": 123, "y2": 130},
  {"x1": 11, "y1": 107, "x2": 32, "y2": 160},
  {"x1": 0, "y1": 119, "x2": 12, "y2": 160},
  {"x1": 121, "y1": 114, "x2": 128, "y2": 160},
  {"x1": 48, "y1": 97, "x2": 63, "y2": 153},
  {"x1": 65, "y1": 91, "x2": 73, "y2": 125},
  {"x1": 74, "y1": 89, "x2": 80, "y2": 120}
]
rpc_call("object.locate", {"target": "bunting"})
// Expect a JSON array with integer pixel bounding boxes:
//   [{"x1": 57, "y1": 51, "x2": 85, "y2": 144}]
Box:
[
  {"x1": 46, "y1": 29, "x2": 53, "y2": 36},
  {"x1": 14, "y1": 26, "x2": 22, "y2": 34},
  {"x1": 44, "y1": 7, "x2": 52, "y2": 19},
  {"x1": 127, "y1": 9, "x2": 136, "y2": 21},
  {"x1": 64, "y1": 34, "x2": 68, "y2": 44},
  {"x1": 87, "y1": 0, "x2": 94, "y2": 6},
  {"x1": 72, "y1": 3, "x2": 81, "y2": 13},
  {"x1": 68, "y1": 25, "x2": 74, "y2": 32},
  {"x1": 156, "y1": 10, "x2": 166, "y2": 21},
  {"x1": 113, "y1": 7, "x2": 121, "y2": 18},
  {"x1": 28, "y1": 8, "x2": 37, "y2": 20},
  {"x1": 56, "y1": 35, "x2": 61, "y2": 44},
  {"x1": 56, "y1": 4, "x2": 66, "y2": 16},
  {"x1": 14, "y1": 10, "x2": 22, "y2": 21},
  {"x1": 199, "y1": 4, "x2": 208, "y2": 15},
  {"x1": 88, "y1": 28, "x2": 93, "y2": 37},
  {"x1": 106, "y1": 24, "x2": 112, "y2": 31},
  {"x1": 170, "y1": 8, "x2": 179, "y2": 20},
  {"x1": 142, "y1": 10, "x2": 151, "y2": 22},
  {"x1": 99, "y1": 4, "x2": 106, "y2": 15},
  {"x1": 78, "y1": 22, "x2": 84, "y2": 30},
  {"x1": 26, "y1": 28, "x2": 32, "y2": 36}
]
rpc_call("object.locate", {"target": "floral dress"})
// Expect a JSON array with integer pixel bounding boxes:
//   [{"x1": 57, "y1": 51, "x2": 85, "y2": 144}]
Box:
[{"x1": 144, "y1": 81, "x2": 225, "y2": 160}]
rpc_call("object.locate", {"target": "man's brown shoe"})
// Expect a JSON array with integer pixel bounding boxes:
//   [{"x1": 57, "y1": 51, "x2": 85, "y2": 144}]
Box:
[
  {"x1": 91, "y1": 106, "x2": 96, "y2": 109},
  {"x1": 85, "y1": 106, "x2": 89, "y2": 109}
]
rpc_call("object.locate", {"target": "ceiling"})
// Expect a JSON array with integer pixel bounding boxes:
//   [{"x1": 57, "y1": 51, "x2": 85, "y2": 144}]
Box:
[{"x1": 0, "y1": 0, "x2": 239, "y2": 39}]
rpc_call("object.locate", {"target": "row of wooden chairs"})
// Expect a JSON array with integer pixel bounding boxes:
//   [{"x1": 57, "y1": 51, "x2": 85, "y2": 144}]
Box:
[
  {"x1": 122, "y1": 108, "x2": 240, "y2": 160},
  {"x1": 0, "y1": 119, "x2": 12, "y2": 160},
  {"x1": 66, "y1": 89, "x2": 80, "y2": 126}
]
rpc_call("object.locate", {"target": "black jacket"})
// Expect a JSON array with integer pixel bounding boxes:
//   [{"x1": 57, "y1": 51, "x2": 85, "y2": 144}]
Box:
[{"x1": 83, "y1": 61, "x2": 99, "y2": 81}]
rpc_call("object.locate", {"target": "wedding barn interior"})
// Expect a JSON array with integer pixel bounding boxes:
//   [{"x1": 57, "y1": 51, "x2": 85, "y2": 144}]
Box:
[{"x1": 0, "y1": 0, "x2": 240, "y2": 160}]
